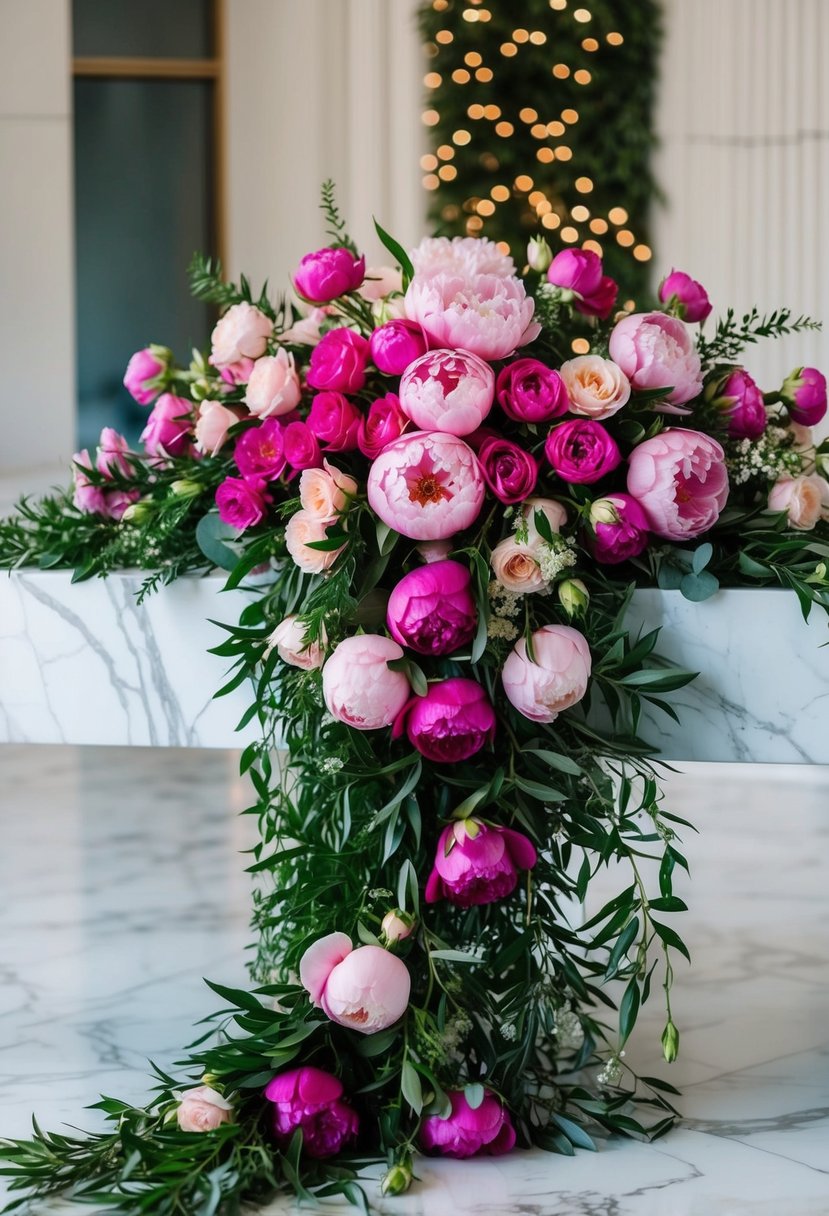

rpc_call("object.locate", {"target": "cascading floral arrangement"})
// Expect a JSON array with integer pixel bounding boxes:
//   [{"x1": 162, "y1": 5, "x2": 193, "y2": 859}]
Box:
[{"x1": 2, "y1": 187, "x2": 829, "y2": 1212}]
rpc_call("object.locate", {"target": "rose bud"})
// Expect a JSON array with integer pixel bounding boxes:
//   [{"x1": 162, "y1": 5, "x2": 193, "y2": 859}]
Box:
[
  {"x1": 299, "y1": 460, "x2": 357, "y2": 520},
  {"x1": 266, "y1": 615, "x2": 326, "y2": 670},
  {"x1": 176, "y1": 1085, "x2": 233, "y2": 1133},
  {"x1": 294, "y1": 246, "x2": 366, "y2": 304},
  {"x1": 322, "y1": 635, "x2": 411, "y2": 730},
  {"x1": 545, "y1": 419, "x2": 621, "y2": 485},
  {"x1": 264, "y1": 1067, "x2": 358, "y2": 1158},
  {"x1": 399, "y1": 349, "x2": 495, "y2": 437},
  {"x1": 526, "y1": 234, "x2": 552, "y2": 273},
  {"x1": 420, "y1": 1089, "x2": 516, "y2": 1158},
  {"x1": 386, "y1": 559, "x2": 477, "y2": 656},
  {"x1": 140, "y1": 393, "x2": 194, "y2": 458},
  {"x1": 381, "y1": 909, "x2": 415, "y2": 945},
  {"x1": 586, "y1": 493, "x2": 650, "y2": 564},
  {"x1": 299, "y1": 931, "x2": 411, "y2": 1034},
  {"x1": 708, "y1": 368, "x2": 766, "y2": 439},
  {"x1": 496, "y1": 358, "x2": 568, "y2": 424},
  {"x1": 369, "y1": 319, "x2": 428, "y2": 376},
  {"x1": 285, "y1": 509, "x2": 345, "y2": 574},
  {"x1": 358, "y1": 393, "x2": 409, "y2": 459},
  {"x1": 477, "y1": 436, "x2": 539, "y2": 503},
  {"x1": 627, "y1": 429, "x2": 729, "y2": 541},
  {"x1": 609, "y1": 311, "x2": 702, "y2": 408},
  {"x1": 380, "y1": 1157, "x2": 414, "y2": 1196},
  {"x1": 658, "y1": 269, "x2": 712, "y2": 323},
  {"x1": 396, "y1": 677, "x2": 496, "y2": 764},
  {"x1": 307, "y1": 328, "x2": 370, "y2": 394},
  {"x1": 244, "y1": 349, "x2": 302, "y2": 418},
  {"x1": 558, "y1": 578, "x2": 590, "y2": 618},
  {"x1": 425, "y1": 819, "x2": 537, "y2": 907},
  {"x1": 781, "y1": 366, "x2": 828, "y2": 427},
  {"x1": 195, "y1": 400, "x2": 237, "y2": 456},
  {"x1": 209, "y1": 301, "x2": 272, "y2": 370},
  {"x1": 123, "y1": 345, "x2": 169, "y2": 405},
  {"x1": 547, "y1": 248, "x2": 618, "y2": 320},
  {"x1": 502, "y1": 624, "x2": 592, "y2": 723}
]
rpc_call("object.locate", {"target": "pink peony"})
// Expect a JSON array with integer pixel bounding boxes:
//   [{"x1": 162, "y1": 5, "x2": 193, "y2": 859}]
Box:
[
  {"x1": 658, "y1": 269, "x2": 712, "y2": 323},
  {"x1": 369, "y1": 319, "x2": 428, "y2": 375},
  {"x1": 322, "y1": 635, "x2": 411, "y2": 730},
  {"x1": 123, "y1": 347, "x2": 166, "y2": 405},
  {"x1": 386, "y1": 559, "x2": 476, "y2": 656},
  {"x1": 545, "y1": 419, "x2": 621, "y2": 484},
  {"x1": 502, "y1": 624, "x2": 592, "y2": 723},
  {"x1": 299, "y1": 460, "x2": 357, "y2": 520},
  {"x1": 399, "y1": 349, "x2": 495, "y2": 437},
  {"x1": 716, "y1": 369, "x2": 767, "y2": 439},
  {"x1": 210, "y1": 301, "x2": 272, "y2": 369},
  {"x1": 409, "y1": 234, "x2": 516, "y2": 280},
  {"x1": 782, "y1": 367, "x2": 827, "y2": 427},
  {"x1": 477, "y1": 436, "x2": 538, "y2": 504},
  {"x1": 195, "y1": 400, "x2": 237, "y2": 456},
  {"x1": 96, "y1": 427, "x2": 134, "y2": 477},
  {"x1": 306, "y1": 392, "x2": 362, "y2": 452},
  {"x1": 176, "y1": 1085, "x2": 233, "y2": 1133},
  {"x1": 358, "y1": 393, "x2": 409, "y2": 459},
  {"x1": 244, "y1": 350, "x2": 301, "y2": 418},
  {"x1": 140, "y1": 393, "x2": 194, "y2": 458},
  {"x1": 560, "y1": 355, "x2": 631, "y2": 421},
  {"x1": 609, "y1": 312, "x2": 703, "y2": 408},
  {"x1": 285, "y1": 509, "x2": 345, "y2": 573},
  {"x1": 283, "y1": 420, "x2": 323, "y2": 470},
  {"x1": 72, "y1": 449, "x2": 108, "y2": 516},
  {"x1": 420, "y1": 1089, "x2": 516, "y2": 1158},
  {"x1": 294, "y1": 247, "x2": 366, "y2": 304},
  {"x1": 496, "y1": 358, "x2": 568, "y2": 423},
  {"x1": 425, "y1": 819, "x2": 537, "y2": 907},
  {"x1": 215, "y1": 475, "x2": 269, "y2": 531},
  {"x1": 265, "y1": 1067, "x2": 358, "y2": 1158},
  {"x1": 267, "y1": 615, "x2": 326, "y2": 669},
  {"x1": 367, "y1": 431, "x2": 485, "y2": 541},
  {"x1": 547, "y1": 249, "x2": 618, "y2": 320},
  {"x1": 234, "y1": 419, "x2": 286, "y2": 481},
  {"x1": 396, "y1": 677, "x2": 496, "y2": 763},
  {"x1": 587, "y1": 494, "x2": 650, "y2": 564},
  {"x1": 307, "y1": 328, "x2": 370, "y2": 394},
  {"x1": 404, "y1": 272, "x2": 540, "y2": 361},
  {"x1": 300, "y1": 932, "x2": 410, "y2": 1034},
  {"x1": 768, "y1": 474, "x2": 829, "y2": 530},
  {"x1": 627, "y1": 428, "x2": 729, "y2": 540}
]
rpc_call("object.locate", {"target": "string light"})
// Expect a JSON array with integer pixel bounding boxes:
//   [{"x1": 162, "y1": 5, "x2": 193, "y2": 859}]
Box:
[
  {"x1": 495, "y1": 121, "x2": 514, "y2": 137},
  {"x1": 424, "y1": 72, "x2": 442, "y2": 88},
  {"x1": 589, "y1": 217, "x2": 608, "y2": 234},
  {"x1": 561, "y1": 108, "x2": 579, "y2": 124},
  {"x1": 537, "y1": 148, "x2": 555, "y2": 163},
  {"x1": 437, "y1": 144, "x2": 455, "y2": 160},
  {"x1": 513, "y1": 28, "x2": 529, "y2": 42},
  {"x1": 609, "y1": 206, "x2": 629, "y2": 224},
  {"x1": 552, "y1": 63, "x2": 570, "y2": 78},
  {"x1": 554, "y1": 145, "x2": 573, "y2": 161},
  {"x1": 467, "y1": 216, "x2": 484, "y2": 231},
  {"x1": 531, "y1": 123, "x2": 548, "y2": 139},
  {"x1": 496, "y1": 240, "x2": 511, "y2": 254},
  {"x1": 574, "y1": 69, "x2": 592, "y2": 85},
  {"x1": 442, "y1": 204, "x2": 460, "y2": 220},
  {"x1": 422, "y1": 109, "x2": 440, "y2": 126},
  {"x1": 432, "y1": 0, "x2": 448, "y2": 9},
  {"x1": 571, "y1": 337, "x2": 591, "y2": 353},
  {"x1": 581, "y1": 37, "x2": 599, "y2": 51},
  {"x1": 541, "y1": 213, "x2": 561, "y2": 229},
  {"x1": 529, "y1": 31, "x2": 548, "y2": 44},
  {"x1": 575, "y1": 176, "x2": 593, "y2": 192},
  {"x1": 519, "y1": 107, "x2": 538, "y2": 123},
  {"x1": 561, "y1": 226, "x2": 579, "y2": 242},
  {"x1": 633, "y1": 243, "x2": 652, "y2": 261},
  {"x1": 452, "y1": 68, "x2": 471, "y2": 84},
  {"x1": 483, "y1": 104, "x2": 501, "y2": 119},
  {"x1": 477, "y1": 199, "x2": 496, "y2": 216},
  {"x1": 453, "y1": 129, "x2": 472, "y2": 145},
  {"x1": 549, "y1": 0, "x2": 567, "y2": 8},
  {"x1": 616, "y1": 229, "x2": 635, "y2": 247},
  {"x1": 475, "y1": 67, "x2": 494, "y2": 82},
  {"x1": 514, "y1": 174, "x2": 533, "y2": 191},
  {"x1": 423, "y1": 174, "x2": 440, "y2": 190},
  {"x1": 468, "y1": 104, "x2": 485, "y2": 119},
  {"x1": 573, "y1": 7, "x2": 592, "y2": 21},
  {"x1": 435, "y1": 29, "x2": 453, "y2": 43},
  {"x1": 547, "y1": 120, "x2": 566, "y2": 136},
  {"x1": 583, "y1": 239, "x2": 603, "y2": 255},
  {"x1": 571, "y1": 204, "x2": 590, "y2": 221},
  {"x1": 420, "y1": 154, "x2": 438, "y2": 170},
  {"x1": 500, "y1": 42, "x2": 517, "y2": 56},
  {"x1": 607, "y1": 31, "x2": 624, "y2": 45},
  {"x1": 438, "y1": 165, "x2": 457, "y2": 181},
  {"x1": 491, "y1": 185, "x2": 510, "y2": 201},
  {"x1": 464, "y1": 51, "x2": 482, "y2": 66}
]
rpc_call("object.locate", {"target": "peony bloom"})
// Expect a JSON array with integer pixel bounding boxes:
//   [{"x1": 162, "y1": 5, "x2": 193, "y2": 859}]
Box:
[
  {"x1": 399, "y1": 349, "x2": 495, "y2": 437},
  {"x1": 244, "y1": 349, "x2": 302, "y2": 418},
  {"x1": 609, "y1": 311, "x2": 703, "y2": 408},
  {"x1": 782, "y1": 366, "x2": 827, "y2": 428},
  {"x1": 658, "y1": 269, "x2": 712, "y2": 323},
  {"x1": 477, "y1": 436, "x2": 538, "y2": 504},
  {"x1": 367, "y1": 431, "x2": 485, "y2": 541},
  {"x1": 420, "y1": 1089, "x2": 516, "y2": 1158},
  {"x1": 587, "y1": 494, "x2": 650, "y2": 564},
  {"x1": 140, "y1": 393, "x2": 194, "y2": 458},
  {"x1": 307, "y1": 392, "x2": 362, "y2": 452},
  {"x1": 546, "y1": 248, "x2": 618, "y2": 320},
  {"x1": 215, "y1": 475, "x2": 269, "y2": 531},
  {"x1": 496, "y1": 358, "x2": 568, "y2": 423},
  {"x1": 425, "y1": 819, "x2": 537, "y2": 907},
  {"x1": 545, "y1": 419, "x2": 621, "y2": 484},
  {"x1": 234, "y1": 418, "x2": 286, "y2": 482},
  {"x1": 266, "y1": 615, "x2": 326, "y2": 669},
  {"x1": 409, "y1": 234, "x2": 516, "y2": 280},
  {"x1": 322, "y1": 634, "x2": 411, "y2": 729},
  {"x1": 210, "y1": 301, "x2": 272, "y2": 369},
  {"x1": 294, "y1": 246, "x2": 366, "y2": 303},
  {"x1": 397, "y1": 677, "x2": 496, "y2": 763},
  {"x1": 265, "y1": 1067, "x2": 358, "y2": 1158},
  {"x1": 490, "y1": 536, "x2": 546, "y2": 595},
  {"x1": 714, "y1": 369, "x2": 767, "y2": 439},
  {"x1": 283, "y1": 420, "x2": 323, "y2": 470},
  {"x1": 369, "y1": 319, "x2": 428, "y2": 375},
  {"x1": 195, "y1": 400, "x2": 237, "y2": 456},
  {"x1": 72, "y1": 449, "x2": 108, "y2": 516},
  {"x1": 300, "y1": 932, "x2": 411, "y2": 1034},
  {"x1": 123, "y1": 346, "x2": 166, "y2": 405},
  {"x1": 299, "y1": 460, "x2": 357, "y2": 520},
  {"x1": 502, "y1": 624, "x2": 592, "y2": 723},
  {"x1": 176, "y1": 1085, "x2": 233, "y2": 1133},
  {"x1": 768, "y1": 473, "x2": 829, "y2": 530},
  {"x1": 560, "y1": 355, "x2": 631, "y2": 421},
  {"x1": 285, "y1": 509, "x2": 345, "y2": 573},
  {"x1": 405, "y1": 272, "x2": 540, "y2": 361},
  {"x1": 386, "y1": 559, "x2": 477, "y2": 655},
  {"x1": 627, "y1": 428, "x2": 729, "y2": 540},
  {"x1": 358, "y1": 393, "x2": 409, "y2": 459},
  {"x1": 307, "y1": 328, "x2": 370, "y2": 394}
]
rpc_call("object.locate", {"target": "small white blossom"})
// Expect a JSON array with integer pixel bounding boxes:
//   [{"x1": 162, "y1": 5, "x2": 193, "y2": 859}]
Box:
[
  {"x1": 537, "y1": 545, "x2": 577, "y2": 582},
  {"x1": 488, "y1": 580, "x2": 523, "y2": 617},
  {"x1": 487, "y1": 616, "x2": 519, "y2": 641},
  {"x1": 322, "y1": 756, "x2": 344, "y2": 774}
]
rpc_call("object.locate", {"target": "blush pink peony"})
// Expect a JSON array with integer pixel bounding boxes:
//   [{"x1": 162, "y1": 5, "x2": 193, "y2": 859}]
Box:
[
  {"x1": 399, "y1": 349, "x2": 495, "y2": 436},
  {"x1": 367, "y1": 431, "x2": 485, "y2": 541},
  {"x1": 502, "y1": 624, "x2": 592, "y2": 723},
  {"x1": 209, "y1": 301, "x2": 272, "y2": 369},
  {"x1": 627, "y1": 429, "x2": 729, "y2": 540},
  {"x1": 609, "y1": 311, "x2": 703, "y2": 408},
  {"x1": 322, "y1": 635, "x2": 411, "y2": 729},
  {"x1": 404, "y1": 273, "x2": 540, "y2": 361},
  {"x1": 409, "y1": 234, "x2": 516, "y2": 280},
  {"x1": 299, "y1": 932, "x2": 410, "y2": 1034}
]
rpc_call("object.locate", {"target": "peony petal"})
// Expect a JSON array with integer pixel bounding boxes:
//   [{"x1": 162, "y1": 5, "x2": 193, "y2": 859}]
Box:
[
  {"x1": 299, "y1": 931, "x2": 353, "y2": 1005},
  {"x1": 500, "y1": 827, "x2": 538, "y2": 872}
]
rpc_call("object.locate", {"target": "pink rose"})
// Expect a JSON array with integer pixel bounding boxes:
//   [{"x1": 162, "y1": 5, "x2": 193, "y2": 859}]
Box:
[
  {"x1": 218, "y1": 356, "x2": 256, "y2": 387},
  {"x1": 283, "y1": 420, "x2": 323, "y2": 470},
  {"x1": 399, "y1": 349, "x2": 495, "y2": 437},
  {"x1": 658, "y1": 269, "x2": 712, "y2": 323},
  {"x1": 285, "y1": 509, "x2": 345, "y2": 573},
  {"x1": 322, "y1": 634, "x2": 411, "y2": 729},
  {"x1": 267, "y1": 615, "x2": 326, "y2": 669},
  {"x1": 381, "y1": 909, "x2": 414, "y2": 944},
  {"x1": 367, "y1": 431, "x2": 485, "y2": 541},
  {"x1": 609, "y1": 312, "x2": 703, "y2": 408},
  {"x1": 587, "y1": 494, "x2": 650, "y2": 564},
  {"x1": 195, "y1": 400, "x2": 237, "y2": 456},
  {"x1": 209, "y1": 301, "x2": 272, "y2": 369},
  {"x1": 560, "y1": 355, "x2": 631, "y2": 421},
  {"x1": 502, "y1": 624, "x2": 592, "y2": 723},
  {"x1": 404, "y1": 273, "x2": 540, "y2": 361},
  {"x1": 627, "y1": 428, "x2": 729, "y2": 540},
  {"x1": 768, "y1": 474, "x2": 829, "y2": 530},
  {"x1": 425, "y1": 819, "x2": 536, "y2": 907},
  {"x1": 244, "y1": 349, "x2": 301, "y2": 418},
  {"x1": 140, "y1": 394, "x2": 194, "y2": 458},
  {"x1": 496, "y1": 358, "x2": 568, "y2": 423},
  {"x1": 715, "y1": 369, "x2": 767, "y2": 439},
  {"x1": 72, "y1": 450, "x2": 108, "y2": 516},
  {"x1": 420, "y1": 1089, "x2": 516, "y2": 1158},
  {"x1": 490, "y1": 537, "x2": 545, "y2": 594},
  {"x1": 546, "y1": 249, "x2": 618, "y2": 320},
  {"x1": 306, "y1": 392, "x2": 362, "y2": 452},
  {"x1": 234, "y1": 418, "x2": 286, "y2": 481},
  {"x1": 264, "y1": 1068, "x2": 358, "y2": 1158},
  {"x1": 358, "y1": 393, "x2": 409, "y2": 459},
  {"x1": 369, "y1": 319, "x2": 428, "y2": 375},
  {"x1": 395, "y1": 677, "x2": 496, "y2": 763},
  {"x1": 299, "y1": 460, "x2": 357, "y2": 520},
  {"x1": 545, "y1": 419, "x2": 621, "y2": 484},
  {"x1": 215, "y1": 475, "x2": 269, "y2": 531},
  {"x1": 409, "y1": 234, "x2": 516, "y2": 280},
  {"x1": 307, "y1": 328, "x2": 369, "y2": 394},
  {"x1": 294, "y1": 247, "x2": 366, "y2": 304},
  {"x1": 477, "y1": 436, "x2": 538, "y2": 504},
  {"x1": 782, "y1": 367, "x2": 827, "y2": 427},
  {"x1": 176, "y1": 1085, "x2": 233, "y2": 1133},
  {"x1": 96, "y1": 427, "x2": 134, "y2": 477},
  {"x1": 299, "y1": 931, "x2": 410, "y2": 1034},
  {"x1": 123, "y1": 347, "x2": 166, "y2": 405},
  {"x1": 386, "y1": 559, "x2": 476, "y2": 655}
]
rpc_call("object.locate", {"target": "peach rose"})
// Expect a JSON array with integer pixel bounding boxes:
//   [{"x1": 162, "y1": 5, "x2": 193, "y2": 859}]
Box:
[
  {"x1": 176, "y1": 1085, "x2": 233, "y2": 1133},
  {"x1": 267, "y1": 615, "x2": 326, "y2": 669},
  {"x1": 210, "y1": 301, "x2": 272, "y2": 368},
  {"x1": 768, "y1": 474, "x2": 829, "y2": 530},
  {"x1": 560, "y1": 355, "x2": 631, "y2": 420},
  {"x1": 195, "y1": 400, "x2": 237, "y2": 456},
  {"x1": 299, "y1": 461, "x2": 358, "y2": 521},
  {"x1": 490, "y1": 536, "x2": 545, "y2": 594},
  {"x1": 285, "y1": 509, "x2": 345, "y2": 573},
  {"x1": 244, "y1": 349, "x2": 301, "y2": 418}
]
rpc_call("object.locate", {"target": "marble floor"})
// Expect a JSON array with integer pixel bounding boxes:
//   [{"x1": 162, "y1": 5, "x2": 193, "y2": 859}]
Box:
[{"x1": 1, "y1": 746, "x2": 827, "y2": 1215}]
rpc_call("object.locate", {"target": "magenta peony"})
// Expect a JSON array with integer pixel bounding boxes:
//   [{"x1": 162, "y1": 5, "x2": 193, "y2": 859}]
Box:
[
  {"x1": 299, "y1": 932, "x2": 410, "y2": 1034},
  {"x1": 294, "y1": 246, "x2": 366, "y2": 303},
  {"x1": 123, "y1": 346, "x2": 166, "y2": 405},
  {"x1": 545, "y1": 419, "x2": 621, "y2": 484},
  {"x1": 215, "y1": 475, "x2": 270, "y2": 530},
  {"x1": 367, "y1": 431, "x2": 485, "y2": 541},
  {"x1": 782, "y1": 366, "x2": 827, "y2": 427},
  {"x1": 609, "y1": 312, "x2": 703, "y2": 408},
  {"x1": 658, "y1": 269, "x2": 712, "y2": 323},
  {"x1": 369, "y1": 319, "x2": 428, "y2": 375},
  {"x1": 420, "y1": 1089, "x2": 516, "y2": 1158},
  {"x1": 282, "y1": 420, "x2": 323, "y2": 470},
  {"x1": 234, "y1": 419, "x2": 286, "y2": 481},
  {"x1": 307, "y1": 328, "x2": 369, "y2": 394},
  {"x1": 244, "y1": 349, "x2": 301, "y2": 418},
  {"x1": 425, "y1": 819, "x2": 537, "y2": 907},
  {"x1": 398, "y1": 349, "x2": 495, "y2": 437},
  {"x1": 322, "y1": 635, "x2": 411, "y2": 730},
  {"x1": 209, "y1": 301, "x2": 272, "y2": 369},
  {"x1": 716, "y1": 369, "x2": 767, "y2": 439},
  {"x1": 176, "y1": 1085, "x2": 233, "y2": 1133},
  {"x1": 546, "y1": 248, "x2": 618, "y2": 320},
  {"x1": 560, "y1": 355, "x2": 631, "y2": 421},
  {"x1": 386, "y1": 559, "x2": 476, "y2": 655},
  {"x1": 404, "y1": 272, "x2": 540, "y2": 361},
  {"x1": 496, "y1": 357, "x2": 568, "y2": 423},
  {"x1": 627, "y1": 429, "x2": 729, "y2": 540},
  {"x1": 358, "y1": 393, "x2": 409, "y2": 459},
  {"x1": 587, "y1": 494, "x2": 650, "y2": 564},
  {"x1": 306, "y1": 392, "x2": 362, "y2": 451},
  {"x1": 140, "y1": 393, "x2": 194, "y2": 458},
  {"x1": 477, "y1": 436, "x2": 538, "y2": 504},
  {"x1": 502, "y1": 624, "x2": 592, "y2": 723},
  {"x1": 397, "y1": 677, "x2": 495, "y2": 763},
  {"x1": 264, "y1": 1068, "x2": 358, "y2": 1158}
]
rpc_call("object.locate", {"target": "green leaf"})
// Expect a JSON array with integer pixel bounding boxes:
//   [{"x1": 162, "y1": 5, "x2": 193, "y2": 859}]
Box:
[
  {"x1": 651, "y1": 919, "x2": 692, "y2": 963},
  {"x1": 513, "y1": 776, "x2": 567, "y2": 802},
  {"x1": 691, "y1": 542, "x2": 713, "y2": 574},
  {"x1": 401, "y1": 1061, "x2": 423, "y2": 1114},
  {"x1": 619, "y1": 667, "x2": 698, "y2": 692},
  {"x1": 604, "y1": 915, "x2": 640, "y2": 980},
  {"x1": 551, "y1": 1113, "x2": 597, "y2": 1151},
  {"x1": 373, "y1": 218, "x2": 415, "y2": 285},
  {"x1": 195, "y1": 513, "x2": 240, "y2": 571},
  {"x1": 618, "y1": 977, "x2": 640, "y2": 1047},
  {"x1": 464, "y1": 1083, "x2": 485, "y2": 1110},
  {"x1": 429, "y1": 948, "x2": 483, "y2": 964},
  {"x1": 656, "y1": 562, "x2": 684, "y2": 591},
  {"x1": 526, "y1": 748, "x2": 583, "y2": 775},
  {"x1": 738, "y1": 552, "x2": 771, "y2": 577},
  {"x1": 679, "y1": 570, "x2": 719, "y2": 601}
]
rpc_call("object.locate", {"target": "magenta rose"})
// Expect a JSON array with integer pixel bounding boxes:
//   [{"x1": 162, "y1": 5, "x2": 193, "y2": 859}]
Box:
[
  {"x1": 658, "y1": 269, "x2": 712, "y2": 323},
  {"x1": 307, "y1": 328, "x2": 369, "y2": 394},
  {"x1": 546, "y1": 249, "x2": 618, "y2": 320},
  {"x1": 234, "y1": 419, "x2": 286, "y2": 481},
  {"x1": 627, "y1": 428, "x2": 729, "y2": 540},
  {"x1": 306, "y1": 392, "x2": 362, "y2": 451},
  {"x1": 545, "y1": 419, "x2": 621, "y2": 484},
  {"x1": 420, "y1": 1089, "x2": 516, "y2": 1158},
  {"x1": 358, "y1": 393, "x2": 409, "y2": 459},
  {"x1": 587, "y1": 494, "x2": 650, "y2": 564},
  {"x1": 386, "y1": 559, "x2": 476, "y2": 656},
  {"x1": 140, "y1": 393, "x2": 194, "y2": 458},
  {"x1": 716, "y1": 369, "x2": 767, "y2": 439},
  {"x1": 496, "y1": 358, "x2": 568, "y2": 423},
  {"x1": 215, "y1": 475, "x2": 270, "y2": 530},
  {"x1": 477, "y1": 436, "x2": 538, "y2": 504},
  {"x1": 367, "y1": 431, "x2": 485, "y2": 541},
  {"x1": 369, "y1": 319, "x2": 428, "y2": 375},
  {"x1": 283, "y1": 420, "x2": 323, "y2": 470},
  {"x1": 609, "y1": 312, "x2": 703, "y2": 408},
  {"x1": 782, "y1": 367, "x2": 827, "y2": 427},
  {"x1": 399, "y1": 349, "x2": 495, "y2": 437},
  {"x1": 294, "y1": 246, "x2": 366, "y2": 303},
  {"x1": 123, "y1": 347, "x2": 166, "y2": 405},
  {"x1": 264, "y1": 1068, "x2": 358, "y2": 1159},
  {"x1": 425, "y1": 819, "x2": 537, "y2": 907},
  {"x1": 395, "y1": 677, "x2": 495, "y2": 764}
]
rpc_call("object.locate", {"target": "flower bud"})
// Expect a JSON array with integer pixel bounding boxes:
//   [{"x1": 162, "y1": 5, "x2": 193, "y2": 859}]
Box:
[
  {"x1": 588, "y1": 498, "x2": 621, "y2": 526},
  {"x1": 170, "y1": 479, "x2": 202, "y2": 499},
  {"x1": 661, "y1": 1020, "x2": 680, "y2": 1063},
  {"x1": 190, "y1": 377, "x2": 213, "y2": 402},
  {"x1": 371, "y1": 296, "x2": 407, "y2": 324},
  {"x1": 526, "y1": 235, "x2": 552, "y2": 273},
  {"x1": 381, "y1": 909, "x2": 415, "y2": 945},
  {"x1": 381, "y1": 1158, "x2": 413, "y2": 1196},
  {"x1": 120, "y1": 499, "x2": 153, "y2": 525},
  {"x1": 558, "y1": 578, "x2": 589, "y2": 619}
]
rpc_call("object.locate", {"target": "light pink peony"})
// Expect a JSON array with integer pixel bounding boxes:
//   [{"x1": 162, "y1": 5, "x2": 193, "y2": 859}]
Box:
[
  {"x1": 285, "y1": 509, "x2": 345, "y2": 573},
  {"x1": 409, "y1": 234, "x2": 516, "y2": 280},
  {"x1": 322, "y1": 635, "x2": 411, "y2": 730},
  {"x1": 560, "y1": 355, "x2": 631, "y2": 420},
  {"x1": 768, "y1": 474, "x2": 829, "y2": 530},
  {"x1": 267, "y1": 615, "x2": 326, "y2": 669},
  {"x1": 195, "y1": 400, "x2": 237, "y2": 456},
  {"x1": 210, "y1": 302, "x2": 272, "y2": 369},
  {"x1": 300, "y1": 932, "x2": 411, "y2": 1034},
  {"x1": 399, "y1": 349, "x2": 495, "y2": 436},
  {"x1": 420, "y1": 1090, "x2": 515, "y2": 1158},
  {"x1": 609, "y1": 312, "x2": 703, "y2": 408},
  {"x1": 264, "y1": 1067, "x2": 358, "y2": 1158},
  {"x1": 367, "y1": 431, "x2": 485, "y2": 541},
  {"x1": 176, "y1": 1085, "x2": 233, "y2": 1133},
  {"x1": 627, "y1": 429, "x2": 729, "y2": 540},
  {"x1": 299, "y1": 460, "x2": 357, "y2": 521},
  {"x1": 405, "y1": 273, "x2": 540, "y2": 361},
  {"x1": 502, "y1": 625, "x2": 592, "y2": 723},
  {"x1": 244, "y1": 350, "x2": 301, "y2": 418}
]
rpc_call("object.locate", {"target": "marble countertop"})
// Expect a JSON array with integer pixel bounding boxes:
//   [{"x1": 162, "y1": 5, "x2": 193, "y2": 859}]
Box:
[{"x1": 1, "y1": 747, "x2": 827, "y2": 1213}]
